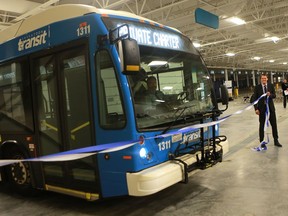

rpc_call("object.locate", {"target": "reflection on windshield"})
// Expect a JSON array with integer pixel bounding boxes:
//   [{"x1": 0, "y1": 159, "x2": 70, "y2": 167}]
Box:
[{"x1": 128, "y1": 47, "x2": 213, "y2": 130}]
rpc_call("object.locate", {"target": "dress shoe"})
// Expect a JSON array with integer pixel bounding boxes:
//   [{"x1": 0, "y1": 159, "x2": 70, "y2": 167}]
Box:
[
  {"x1": 274, "y1": 141, "x2": 282, "y2": 147},
  {"x1": 260, "y1": 144, "x2": 267, "y2": 151}
]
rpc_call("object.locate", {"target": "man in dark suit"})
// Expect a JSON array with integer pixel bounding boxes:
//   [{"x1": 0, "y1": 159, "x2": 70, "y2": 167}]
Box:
[
  {"x1": 281, "y1": 78, "x2": 288, "y2": 108},
  {"x1": 253, "y1": 74, "x2": 282, "y2": 149}
]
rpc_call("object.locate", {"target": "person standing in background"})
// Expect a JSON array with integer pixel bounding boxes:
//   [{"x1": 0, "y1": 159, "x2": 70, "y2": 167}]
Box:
[
  {"x1": 281, "y1": 78, "x2": 288, "y2": 108},
  {"x1": 253, "y1": 74, "x2": 282, "y2": 149}
]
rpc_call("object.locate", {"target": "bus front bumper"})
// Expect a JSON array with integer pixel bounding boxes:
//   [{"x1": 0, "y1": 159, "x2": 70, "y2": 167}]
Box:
[{"x1": 126, "y1": 139, "x2": 229, "y2": 196}]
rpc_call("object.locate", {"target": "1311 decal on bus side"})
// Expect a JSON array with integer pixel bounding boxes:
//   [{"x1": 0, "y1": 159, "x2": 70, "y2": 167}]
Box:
[
  {"x1": 77, "y1": 22, "x2": 91, "y2": 36},
  {"x1": 158, "y1": 140, "x2": 171, "y2": 151}
]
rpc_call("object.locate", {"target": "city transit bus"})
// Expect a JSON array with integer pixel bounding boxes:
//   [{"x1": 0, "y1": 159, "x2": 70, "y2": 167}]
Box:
[{"x1": 0, "y1": 4, "x2": 229, "y2": 200}]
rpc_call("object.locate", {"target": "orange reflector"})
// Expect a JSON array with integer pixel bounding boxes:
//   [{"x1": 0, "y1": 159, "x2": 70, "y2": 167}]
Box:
[
  {"x1": 139, "y1": 136, "x2": 145, "y2": 145},
  {"x1": 101, "y1": 14, "x2": 109, "y2": 17},
  {"x1": 26, "y1": 136, "x2": 32, "y2": 142},
  {"x1": 123, "y1": 155, "x2": 132, "y2": 160},
  {"x1": 79, "y1": 22, "x2": 87, "y2": 27},
  {"x1": 126, "y1": 65, "x2": 140, "y2": 71}
]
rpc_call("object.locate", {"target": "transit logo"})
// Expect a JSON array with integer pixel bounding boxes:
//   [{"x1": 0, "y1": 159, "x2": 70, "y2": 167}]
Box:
[
  {"x1": 18, "y1": 30, "x2": 48, "y2": 51},
  {"x1": 182, "y1": 130, "x2": 201, "y2": 144}
]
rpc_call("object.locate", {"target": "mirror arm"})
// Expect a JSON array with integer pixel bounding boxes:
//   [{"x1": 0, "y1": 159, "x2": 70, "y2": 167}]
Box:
[{"x1": 109, "y1": 24, "x2": 130, "y2": 44}]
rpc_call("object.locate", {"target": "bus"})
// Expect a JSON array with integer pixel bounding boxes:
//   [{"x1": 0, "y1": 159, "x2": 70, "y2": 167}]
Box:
[{"x1": 0, "y1": 4, "x2": 229, "y2": 200}]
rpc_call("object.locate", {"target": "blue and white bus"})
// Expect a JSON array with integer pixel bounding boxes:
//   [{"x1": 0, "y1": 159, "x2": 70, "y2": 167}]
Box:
[{"x1": 0, "y1": 4, "x2": 229, "y2": 200}]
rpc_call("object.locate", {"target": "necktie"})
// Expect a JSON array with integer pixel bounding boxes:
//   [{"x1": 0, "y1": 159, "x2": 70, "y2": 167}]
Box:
[{"x1": 264, "y1": 85, "x2": 268, "y2": 104}]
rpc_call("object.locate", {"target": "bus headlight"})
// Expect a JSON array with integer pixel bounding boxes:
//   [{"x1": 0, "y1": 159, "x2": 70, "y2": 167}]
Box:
[{"x1": 139, "y1": 147, "x2": 147, "y2": 159}]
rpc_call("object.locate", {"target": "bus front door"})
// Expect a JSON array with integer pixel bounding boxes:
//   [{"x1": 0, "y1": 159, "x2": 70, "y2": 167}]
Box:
[{"x1": 32, "y1": 46, "x2": 100, "y2": 197}]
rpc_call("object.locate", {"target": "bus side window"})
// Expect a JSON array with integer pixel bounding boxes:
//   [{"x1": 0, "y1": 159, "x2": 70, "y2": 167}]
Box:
[
  {"x1": 96, "y1": 50, "x2": 126, "y2": 129},
  {"x1": 62, "y1": 53, "x2": 93, "y2": 148},
  {"x1": 34, "y1": 56, "x2": 61, "y2": 148},
  {"x1": 0, "y1": 61, "x2": 33, "y2": 132}
]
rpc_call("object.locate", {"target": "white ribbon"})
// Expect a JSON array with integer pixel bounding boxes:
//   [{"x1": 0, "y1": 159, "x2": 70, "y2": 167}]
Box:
[{"x1": 0, "y1": 93, "x2": 267, "y2": 166}]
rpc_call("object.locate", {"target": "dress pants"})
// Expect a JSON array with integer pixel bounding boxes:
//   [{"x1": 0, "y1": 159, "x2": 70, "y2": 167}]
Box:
[
  {"x1": 259, "y1": 110, "x2": 278, "y2": 142},
  {"x1": 283, "y1": 95, "x2": 287, "y2": 108}
]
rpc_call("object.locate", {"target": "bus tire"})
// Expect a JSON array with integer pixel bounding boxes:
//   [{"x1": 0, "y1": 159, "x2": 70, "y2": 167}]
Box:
[{"x1": 4, "y1": 147, "x2": 35, "y2": 195}]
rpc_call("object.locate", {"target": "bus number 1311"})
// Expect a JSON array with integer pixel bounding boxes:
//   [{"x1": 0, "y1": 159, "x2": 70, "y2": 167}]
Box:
[
  {"x1": 158, "y1": 140, "x2": 171, "y2": 151},
  {"x1": 77, "y1": 24, "x2": 91, "y2": 36}
]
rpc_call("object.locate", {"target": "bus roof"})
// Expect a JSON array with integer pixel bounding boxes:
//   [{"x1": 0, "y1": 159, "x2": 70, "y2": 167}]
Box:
[{"x1": 0, "y1": 4, "x2": 180, "y2": 45}]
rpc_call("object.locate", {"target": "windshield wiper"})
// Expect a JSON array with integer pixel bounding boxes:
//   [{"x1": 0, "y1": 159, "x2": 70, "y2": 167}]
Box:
[{"x1": 160, "y1": 105, "x2": 194, "y2": 135}]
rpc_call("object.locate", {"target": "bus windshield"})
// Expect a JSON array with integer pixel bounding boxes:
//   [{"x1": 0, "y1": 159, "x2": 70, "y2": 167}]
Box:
[{"x1": 129, "y1": 46, "x2": 213, "y2": 130}]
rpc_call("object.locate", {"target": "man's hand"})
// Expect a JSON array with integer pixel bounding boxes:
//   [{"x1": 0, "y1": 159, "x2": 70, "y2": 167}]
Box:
[
  {"x1": 266, "y1": 91, "x2": 271, "y2": 96},
  {"x1": 255, "y1": 110, "x2": 260, "y2": 115}
]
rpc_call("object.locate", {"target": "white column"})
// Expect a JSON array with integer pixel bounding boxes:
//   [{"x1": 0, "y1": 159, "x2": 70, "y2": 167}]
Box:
[
  {"x1": 236, "y1": 72, "x2": 239, "y2": 88},
  {"x1": 225, "y1": 69, "x2": 228, "y2": 81},
  {"x1": 252, "y1": 70, "x2": 256, "y2": 86}
]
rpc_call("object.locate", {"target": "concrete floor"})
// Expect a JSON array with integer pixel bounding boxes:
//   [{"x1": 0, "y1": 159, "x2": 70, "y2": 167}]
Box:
[{"x1": 0, "y1": 95, "x2": 288, "y2": 216}]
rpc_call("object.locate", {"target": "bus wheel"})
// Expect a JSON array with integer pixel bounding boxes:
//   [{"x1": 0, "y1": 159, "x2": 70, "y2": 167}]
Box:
[{"x1": 4, "y1": 149, "x2": 33, "y2": 194}]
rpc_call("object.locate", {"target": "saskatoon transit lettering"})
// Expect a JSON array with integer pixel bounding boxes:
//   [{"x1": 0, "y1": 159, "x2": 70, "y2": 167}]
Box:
[
  {"x1": 119, "y1": 25, "x2": 180, "y2": 49},
  {"x1": 182, "y1": 130, "x2": 200, "y2": 143},
  {"x1": 18, "y1": 30, "x2": 48, "y2": 51}
]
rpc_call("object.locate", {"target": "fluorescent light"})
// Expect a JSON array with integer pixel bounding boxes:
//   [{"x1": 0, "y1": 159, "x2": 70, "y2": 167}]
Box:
[
  {"x1": 253, "y1": 56, "x2": 261, "y2": 61},
  {"x1": 225, "y1": 52, "x2": 235, "y2": 56},
  {"x1": 283, "y1": 62, "x2": 287, "y2": 65},
  {"x1": 193, "y1": 42, "x2": 201, "y2": 48},
  {"x1": 162, "y1": 86, "x2": 173, "y2": 90},
  {"x1": 155, "y1": 99, "x2": 165, "y2": 103},
  {"x1": 148, "y1": 61, "x2": 167, "y2": 66},
  {"x1": 271, "y1": 36, "x2": 280, "y2": 43},
  {"x1": 228, "y1": 17, "x2": 246, "y2": 25},
  {"x1": 269, "y1": 60, "x2": 275, "y2": 63}
]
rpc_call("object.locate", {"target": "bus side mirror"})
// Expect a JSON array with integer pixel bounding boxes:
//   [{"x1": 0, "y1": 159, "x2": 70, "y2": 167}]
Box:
[
  {"x1": 118, "y1": 38, "x2": 140, "y2": 75},
  {"x1": 210, "y1": 87, "x2": 219, "y2": 110}
]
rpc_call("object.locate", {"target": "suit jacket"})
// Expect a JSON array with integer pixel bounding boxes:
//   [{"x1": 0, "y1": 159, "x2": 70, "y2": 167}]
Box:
[
  {"x1": 253, "y1": 83, "x2": 276, "y2": 113},
  {"x1": 281, "y1": 82, "x2": 288, "y2": 96}
]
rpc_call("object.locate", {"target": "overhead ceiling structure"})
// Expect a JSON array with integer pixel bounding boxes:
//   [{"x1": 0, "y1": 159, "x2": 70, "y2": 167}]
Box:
[{"x1": 1, "y1": 0, "x2": 288, "y2": 72}]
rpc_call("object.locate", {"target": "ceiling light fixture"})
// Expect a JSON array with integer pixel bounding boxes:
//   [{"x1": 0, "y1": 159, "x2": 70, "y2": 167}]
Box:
[
  {"x1": 193, "y1": 42, "x2": 201, "y2": 48},
  {"x1": 283, "y1": 62, "x2": 287, "y2": 65},
  {"x1": 228, "y1": 17, "x2": 246, "y2": 25},
  {"x1": 225, "y1": 52, "x2": 235, "y2": 57},
  {"x1": 270, "y1": 36, "x2": 280, "y2": 43},
  {"x1": 253, "y1": 56, "x2": 261, "y2": 61},
  {"x1": 269, "y1": 60, "x2": 275, "y2": 63},
  {"x1": 162, "y1": 86, "x2": 173, "y2": 90},
  {"x1": 148, "y1": 61, "x2": 168, "y2": 66}
]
